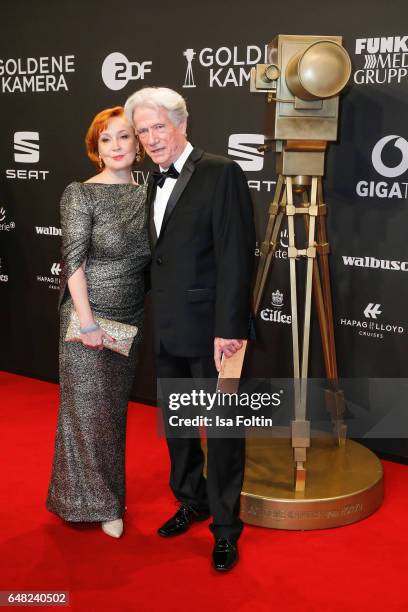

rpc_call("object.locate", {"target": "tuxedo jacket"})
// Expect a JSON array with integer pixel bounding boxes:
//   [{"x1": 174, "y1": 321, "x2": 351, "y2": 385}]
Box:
[{"x1": 147, "y1": 147, "x2": 255, "y2": 357}]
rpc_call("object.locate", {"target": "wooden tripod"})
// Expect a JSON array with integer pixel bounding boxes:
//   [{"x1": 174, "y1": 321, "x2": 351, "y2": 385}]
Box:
[
  {"x1": 253, "y1": 172, "x2": 347, "y2": 490},
  {"x1": 218, "y1": 146, "x2": 347, "y2": 492}
]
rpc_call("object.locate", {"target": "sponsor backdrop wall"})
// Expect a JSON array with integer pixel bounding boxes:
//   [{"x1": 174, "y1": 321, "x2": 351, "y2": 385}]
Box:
[{"x1": 1, "y1": 1, "x2": 407, "y2": 457}]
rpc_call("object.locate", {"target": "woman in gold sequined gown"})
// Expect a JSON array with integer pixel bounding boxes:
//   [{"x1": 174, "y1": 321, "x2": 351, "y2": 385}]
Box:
[{"x1": 46, "y1": 107, "x2": 150, "y2": 538}]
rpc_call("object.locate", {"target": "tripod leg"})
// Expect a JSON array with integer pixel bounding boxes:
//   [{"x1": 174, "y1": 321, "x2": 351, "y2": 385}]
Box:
[
  {"x1": 286, "y1": 177, "x2": 309, "y2": 492},
  {"x1": 302, "y1": 189, "x2": 333, "y2": 379},
  {"x1": 253, "y1": 175, "x2": 286, "y2": 314},
  {"x1": 299, "y1": 177, "x2": 318, "y2": 417},
  {"x1": 302, "y1": 182, "x2": 347, "y2": 446},
  {"x1": 315, "y1": 179, "x2": 347, "y2": 445}
]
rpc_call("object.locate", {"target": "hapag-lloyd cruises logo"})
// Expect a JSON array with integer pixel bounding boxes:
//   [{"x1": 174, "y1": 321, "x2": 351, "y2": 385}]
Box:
[
  {"x1": 340, "y1": 303, "x2": 405, "y2": 341},
  {"x1": 182, "y1": 45, "x2": 268, "y2": 88},
  {"x1": 354, "y1": 36, "x2": 408, "y2": 85},
  {"x1": 37, "y1": 263, "x2": 61, "y2": 291}
]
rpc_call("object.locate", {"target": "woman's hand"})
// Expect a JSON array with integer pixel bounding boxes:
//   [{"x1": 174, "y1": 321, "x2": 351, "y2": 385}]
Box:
[{"x1": 80, "y1": 327, "x2": 115, "y2": 350}]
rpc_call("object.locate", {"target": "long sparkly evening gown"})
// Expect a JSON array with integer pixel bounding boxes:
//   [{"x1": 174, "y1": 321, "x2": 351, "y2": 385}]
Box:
[{"x1": 46, "y1": 181, "x2": 150, "y2": 522}]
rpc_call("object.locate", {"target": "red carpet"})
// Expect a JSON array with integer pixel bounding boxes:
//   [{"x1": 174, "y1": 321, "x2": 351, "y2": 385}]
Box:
[{"x1": 0, "y1": 371, "x2": 407, "y2": 611}]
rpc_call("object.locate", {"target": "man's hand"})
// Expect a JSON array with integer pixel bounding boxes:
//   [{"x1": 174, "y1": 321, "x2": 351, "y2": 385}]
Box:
[{"x1": 214, "y1": 337, "x2": 244, "y2": 373}]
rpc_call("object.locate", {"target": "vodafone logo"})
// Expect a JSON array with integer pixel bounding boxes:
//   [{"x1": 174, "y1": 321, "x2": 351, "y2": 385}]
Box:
[
  {"x1": 356, "y1": 135, "x2": 408, "y2": 199},
  {"x1": 372, "y1": 135, "x2": 408, "y2": 178}
]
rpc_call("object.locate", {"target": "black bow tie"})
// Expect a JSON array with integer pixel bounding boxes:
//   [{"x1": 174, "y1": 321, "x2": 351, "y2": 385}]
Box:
[{"x1": 152, "y1": 163, "x2": 180, "y2": 188}]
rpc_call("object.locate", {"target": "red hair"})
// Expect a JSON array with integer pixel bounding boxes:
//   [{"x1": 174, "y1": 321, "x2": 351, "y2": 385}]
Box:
[{"x1": 85, "y1": 106, "x2": 143, "y2": 169}]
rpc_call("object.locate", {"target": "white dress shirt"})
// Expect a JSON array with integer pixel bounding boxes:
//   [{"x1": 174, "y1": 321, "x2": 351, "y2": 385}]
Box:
[{"x1": 153, "y1": 142, "x2": 194, "y2": 236}]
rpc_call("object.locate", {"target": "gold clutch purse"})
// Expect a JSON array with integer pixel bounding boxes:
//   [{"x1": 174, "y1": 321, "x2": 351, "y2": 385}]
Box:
[{"x1": 65, "y1": 309, "x2": 138, "y2": 357}]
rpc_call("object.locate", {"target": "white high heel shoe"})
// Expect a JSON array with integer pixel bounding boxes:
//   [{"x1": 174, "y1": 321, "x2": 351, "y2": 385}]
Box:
[{"x1": 101, "y1": 518, "x2": 123, "y2": 538}]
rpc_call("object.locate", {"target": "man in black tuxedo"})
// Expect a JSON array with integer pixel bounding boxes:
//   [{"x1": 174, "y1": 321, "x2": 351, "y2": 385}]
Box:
[{"x1": 125, "y1": 87, "x2": 255, "y2": 571}]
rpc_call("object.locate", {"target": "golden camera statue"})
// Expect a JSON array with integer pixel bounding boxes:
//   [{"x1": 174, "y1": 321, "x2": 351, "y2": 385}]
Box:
[
  {"x1": 251, "y1": 34, "x2": 351, "y2": 140},
  {"x1": 251, "y1": 35, "x2": 352, "y2": 490},
  {"x1": 218, "y1": 35, "x2": 383, "y2": 529}
]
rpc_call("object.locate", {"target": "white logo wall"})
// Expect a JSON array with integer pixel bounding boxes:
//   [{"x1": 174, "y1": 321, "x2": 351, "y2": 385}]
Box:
[{"x1": 1, "y1": 3, "x2": 408, "y2": 407}]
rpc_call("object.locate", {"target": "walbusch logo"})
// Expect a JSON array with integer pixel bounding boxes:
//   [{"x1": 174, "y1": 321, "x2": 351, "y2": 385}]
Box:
[
  {"x1": 35, "y1": 226, "x2": 61, "y2": 236},
  {"x1": 342, "y1": 255, "x2": 408, "y2": 272}
]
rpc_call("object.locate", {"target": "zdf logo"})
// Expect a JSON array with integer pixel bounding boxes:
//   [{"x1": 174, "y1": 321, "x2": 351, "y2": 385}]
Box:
[
  {"x1": 14, "y1": 132, "x2": 39, "y2": 163},
  {"x1": 101, "y1": 52, "x2": 152, "y2": 91},
  {"x1": 372, "y1": 135, "x2": 408, "y2": 178},
  {"x1": 228, "y1": 134, "x2": 264, "y2": 171}
]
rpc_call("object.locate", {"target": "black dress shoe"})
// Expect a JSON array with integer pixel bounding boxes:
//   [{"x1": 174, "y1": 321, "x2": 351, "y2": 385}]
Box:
[
  {"x1": 158, "y1": 504, "x2": 209, "y2": 537},
  {"x1": 212, "y1": 538, "x2": 238, "y2": 572}
]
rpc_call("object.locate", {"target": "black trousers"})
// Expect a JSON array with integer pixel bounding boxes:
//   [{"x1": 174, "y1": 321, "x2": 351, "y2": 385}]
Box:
[{"x1": 156, "y1": 346, "x2": 245, "y2": 541}]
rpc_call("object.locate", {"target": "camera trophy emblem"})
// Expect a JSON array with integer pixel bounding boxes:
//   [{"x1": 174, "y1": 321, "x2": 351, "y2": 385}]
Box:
[
  {"x1": 218, "y1": 35, "x2": 383, "y2": 529},
  {"x1": 183, "y1": 49, "x2": 196, "y2": 88}
]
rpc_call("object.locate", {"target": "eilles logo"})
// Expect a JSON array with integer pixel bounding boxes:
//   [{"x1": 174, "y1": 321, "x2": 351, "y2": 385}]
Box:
[{"x1": 260, "y1": 289, "x2": 291, "y2": 324}]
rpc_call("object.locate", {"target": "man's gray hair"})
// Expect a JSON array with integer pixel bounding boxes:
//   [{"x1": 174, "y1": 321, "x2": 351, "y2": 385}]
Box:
[{"x1": 124, "y1": 87, "x2": 189, "y2": 127}]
